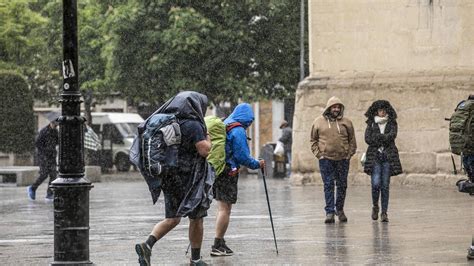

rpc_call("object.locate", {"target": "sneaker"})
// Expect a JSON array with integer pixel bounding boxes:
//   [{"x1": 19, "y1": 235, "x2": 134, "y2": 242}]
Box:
[
  {"x1": 381, "y1": 212, "x2": 389, "y2": 223},
  {"x1": 324, "y1": 213, "x2": 335, "y2": 224},
  {"x1": 190, "y1": 258, "x2": 208, "y2": 266},
  {"x1": 27, "y1": 186, "x2": 36, "y2": 200},
  {"x1": 210, "y1": 239, "x2": 234, "y2": 256},
  {"x1": 337, "y1": 210, "x2": 348, "y2": 223},
  {"x1": 467, "y1": 247, "x2": 474, "y2": 260},
  {"x1": 372, "y1": 206, "x2": 379, "y2": 221},
  {"x1": 135, "y1": 243, "x2": 151, "y2": 266},
  {"x1": 45, "y1": 192, "x2": 54, "y2": 202}
]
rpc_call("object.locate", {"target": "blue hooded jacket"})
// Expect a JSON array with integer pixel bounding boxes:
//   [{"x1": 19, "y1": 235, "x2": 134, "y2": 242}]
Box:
[{"x1": 224, "y1": 103, "x2": 260, "y2": 170}]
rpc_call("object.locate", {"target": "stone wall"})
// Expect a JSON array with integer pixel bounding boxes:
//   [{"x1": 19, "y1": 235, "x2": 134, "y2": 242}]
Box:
[
  {"x1": 308, "y1": 0, "x2": 474, "y2": 76},
  {"x1": 290, "y1": 72, "x2": 473, "y2": 186},
  {"x1": 294, "y1": 0, "x2": 474, "y2": 187}
]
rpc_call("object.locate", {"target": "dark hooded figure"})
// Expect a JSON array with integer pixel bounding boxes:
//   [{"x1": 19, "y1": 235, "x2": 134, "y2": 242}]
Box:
[
  {"x1": 364, "y1": 100, "x2": 402, "y2": 223},
  {"x1": 135, "y1": 91, "x2": 212, "y2": 266},
  {"x1": 27, "y1": 112, "x2": 59, "y2": 201}
]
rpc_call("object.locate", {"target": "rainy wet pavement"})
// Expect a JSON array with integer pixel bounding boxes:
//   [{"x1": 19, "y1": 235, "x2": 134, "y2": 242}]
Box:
[{"x1": 0, "y1": 173, "x2": 473, "y2": 265}]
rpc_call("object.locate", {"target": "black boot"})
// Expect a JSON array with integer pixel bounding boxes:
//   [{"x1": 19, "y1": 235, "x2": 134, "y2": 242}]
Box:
[
  {"x1": 372, "y1": 206, "x2": 379, "y2": 221},
  {"x1": 337, "y1": 210, "x2": 348, "y2": 223},
  {"x1": 324, "y1": 213, "x2": 335, "y2": 224},
  {"x1": 381, "y1": 212, "x2": 389, "y2": 223}
]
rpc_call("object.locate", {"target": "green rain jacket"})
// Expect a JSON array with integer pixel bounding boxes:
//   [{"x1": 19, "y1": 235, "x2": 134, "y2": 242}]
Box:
[{"x1": 205, "y1": 116, "x2": 226, "y2": 175}]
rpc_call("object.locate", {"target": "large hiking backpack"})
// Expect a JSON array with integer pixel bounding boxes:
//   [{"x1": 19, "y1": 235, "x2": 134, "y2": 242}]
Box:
[
  {"x1": 449, "y1": 100, "x2": 474, "y2": 155},
  {"x1": 131, "y1": 113, "x2": 181, "y2": 178}
]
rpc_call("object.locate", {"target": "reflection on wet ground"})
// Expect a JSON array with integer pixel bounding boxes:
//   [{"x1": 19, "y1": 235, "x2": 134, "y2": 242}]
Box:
[{"x1": 0, "y1": 175, "x2": 472, "y2": 264}]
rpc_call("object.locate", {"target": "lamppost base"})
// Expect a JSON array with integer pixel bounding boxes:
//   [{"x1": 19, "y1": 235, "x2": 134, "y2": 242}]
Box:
[
  {"x1": 51, "y1": 176, "x2": 93, "y2": 265},
  {"x1": 50, "y1": 260, "x2": 93, "y2": 265}
]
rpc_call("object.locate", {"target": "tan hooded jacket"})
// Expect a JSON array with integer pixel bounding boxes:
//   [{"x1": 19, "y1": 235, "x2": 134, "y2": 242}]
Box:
[{"x1": 310, "y1": 96, "x2": 357, "y2": 160}]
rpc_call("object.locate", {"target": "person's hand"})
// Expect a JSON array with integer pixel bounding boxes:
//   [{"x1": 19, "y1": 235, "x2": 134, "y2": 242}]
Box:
[{"x1": 259, "y1": 159, "x2": 265, "y2": 169}]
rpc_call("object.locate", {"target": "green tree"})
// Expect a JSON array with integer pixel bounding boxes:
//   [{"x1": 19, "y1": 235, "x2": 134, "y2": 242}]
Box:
[
  {"x1": 0, "y1": 70, "x2": 35, "y2": 154},
  {"x1": 106, "y1": 0, "x2": 307, "y2": 106},
  {"x1": 0, "y1": 1, "x2": 55, "y2": 100},
  {"x1": 39, "y1": 0, "x2": 113, "y2": 123}
]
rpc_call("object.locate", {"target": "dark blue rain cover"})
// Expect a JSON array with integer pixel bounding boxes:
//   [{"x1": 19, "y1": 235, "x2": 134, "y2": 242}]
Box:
[
  {"x1": 130, "y1": 113, "x2": 181, "y2": 204},
  {"x1": 130, "y1": 91, "x2": 214, "y2": 216}
]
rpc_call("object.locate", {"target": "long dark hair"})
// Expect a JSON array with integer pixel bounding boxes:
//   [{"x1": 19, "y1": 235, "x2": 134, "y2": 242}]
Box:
[{"x1": 364, "y1": 100, "x2": 397, "y2": 124}]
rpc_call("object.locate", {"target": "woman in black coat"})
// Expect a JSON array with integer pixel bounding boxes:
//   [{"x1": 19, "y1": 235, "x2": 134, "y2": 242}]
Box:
[{"x1": 364, "y1": 100, "x2": 402, "y2": 222}]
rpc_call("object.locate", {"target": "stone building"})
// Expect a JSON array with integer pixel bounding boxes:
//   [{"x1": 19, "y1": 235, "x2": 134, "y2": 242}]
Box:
[{"x1": 291, "y1": 0, "x2": 474, "y2": 186}]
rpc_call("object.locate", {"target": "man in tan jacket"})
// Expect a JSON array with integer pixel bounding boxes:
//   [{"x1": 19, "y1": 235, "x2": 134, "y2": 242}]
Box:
[{"x1": 310, "y1": 96, "x2": 357, "y2": 223}]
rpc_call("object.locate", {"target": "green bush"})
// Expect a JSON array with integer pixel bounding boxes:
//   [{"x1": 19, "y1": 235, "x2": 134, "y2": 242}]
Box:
[{"x1": 0, "y1": 70, "x2": 35, "y2": 154}]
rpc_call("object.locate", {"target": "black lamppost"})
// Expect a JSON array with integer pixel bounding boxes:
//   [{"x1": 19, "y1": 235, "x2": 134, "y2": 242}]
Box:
[{"x1": 50, "y1": 0, "x2": 93, "y2": 265}]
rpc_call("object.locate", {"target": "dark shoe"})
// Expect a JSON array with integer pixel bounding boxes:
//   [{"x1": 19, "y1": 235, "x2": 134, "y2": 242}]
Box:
[
  {"x1": 27, "y1": 186, "x2": 36, "y2": 200},
  {"x1": 337, "y1": 210, "x2": 348, "y2": 223},
  {"x1": 372, "y1": 206, "x2": 379, "y2": 221},
  {"x1": 381, "y1": 212, "x2": 389, "y2": 223},
  {"x1": 135, "y1": 243, "x2": 151, "y2": 266},
  {"x1": 467, "y1": 247, "x2": 474, "y2": 260},
  {"x1": 190, "y1": 257, "x2": 208, "y2": 266},
  {"x1": 45, "y1": 192, "x2": 54, "y2": 202},
  {"x1": 210, "y1": 239, "x2": 233, "y2": 256},
  {"x1": 324, "y1": 213, "x2": 335, "y2": 224}
]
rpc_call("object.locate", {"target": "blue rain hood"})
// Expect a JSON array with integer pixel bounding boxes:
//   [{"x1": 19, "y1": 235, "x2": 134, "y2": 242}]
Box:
[
  {"x1": 224, "y1": 103, "x2": 254, "y2": 128},
  {"x1": 223, "y1": 103, "x2": 260, "y2": 170}
]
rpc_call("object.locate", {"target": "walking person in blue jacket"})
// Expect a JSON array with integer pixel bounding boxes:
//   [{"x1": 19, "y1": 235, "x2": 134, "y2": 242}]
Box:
[{"x1": 211, "y1": 103, "x2": 265, "y2": 256}]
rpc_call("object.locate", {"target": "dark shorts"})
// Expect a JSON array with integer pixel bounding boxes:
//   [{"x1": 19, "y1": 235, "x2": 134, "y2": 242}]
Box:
[
  {"x1": 213, "y1": 167, "x2": 239, "y2": 204},
  {"x1": 161, "y1": 171, "x2": 207, "y2": 219}
]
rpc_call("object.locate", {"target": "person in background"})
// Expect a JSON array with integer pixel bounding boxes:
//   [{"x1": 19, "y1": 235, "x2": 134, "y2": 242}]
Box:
[
  {"x1": 27, "y1": 112, "x2": 59, "y2": 201},
  {"x1": 363, "y1": 100, "x2": 402, "y2": 223},
  {"x1": 310, "y1": 96, "x2": 357, "y2": 224},
  {"x1": 279, "y1": 120, "x2": 292, "y2": 175}
]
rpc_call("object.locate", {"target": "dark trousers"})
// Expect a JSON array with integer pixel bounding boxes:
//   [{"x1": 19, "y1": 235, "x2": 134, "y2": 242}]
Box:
[
  {"x1": 32, "y1": 163, "x2": 57, "y2": 195},
  {"x1": 319, "y1": 159, "x2": 350, "y2": 214},
  {"x1": 463, "y1": 155, "x2": 474, "y2": 180},
  {"x1": 371, "y1": 161, "x2": 391, "y2": 212}
]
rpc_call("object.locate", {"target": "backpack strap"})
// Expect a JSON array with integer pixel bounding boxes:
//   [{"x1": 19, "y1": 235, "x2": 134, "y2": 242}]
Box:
[{"x1": 226, "y1": 122, "x2": 242, "y2": 133}]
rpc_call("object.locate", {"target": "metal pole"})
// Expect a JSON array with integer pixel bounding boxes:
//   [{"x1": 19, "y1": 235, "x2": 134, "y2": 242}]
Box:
[
  {"x1": 300, "y1": 0, "x2": 305, "y2": 81},
  {"x1": 50, "y1": 0, "x2": 93, "y2": 264},
  {"x1": 261, "y1": 168, "x2": 279, "y2": 254}
]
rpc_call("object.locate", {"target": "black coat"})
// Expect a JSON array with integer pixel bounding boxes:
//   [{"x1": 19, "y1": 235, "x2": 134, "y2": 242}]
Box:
[
  {"x1": 35, "y1": 125, "x2": 58, "y2": 166},
  {"x1": 364, "y1": 120, "x2": 402, "y2": 176}
]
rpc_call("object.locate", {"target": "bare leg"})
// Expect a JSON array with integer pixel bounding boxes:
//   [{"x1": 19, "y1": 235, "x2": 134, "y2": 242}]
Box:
[
  {"x1": 150, "y1": 217, "x2": 181, "y2": 240},
  {"x1": 215, "y1": 200, "x2": 232, "y2": 238},
  {"x1": 189, "y1": 218, "x2": 204, "y2": 248}
]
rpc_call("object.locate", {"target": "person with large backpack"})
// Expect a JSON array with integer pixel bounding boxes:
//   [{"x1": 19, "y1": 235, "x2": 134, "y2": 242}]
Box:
[
  {"x1": 132, "y1": 91, "x2": 212, "y2": 266},
  {"x1": 210, "y1": 103, "x2": 265, "y2": 257},
  {"x1": 449, "y1": 94, "x2": 474, "y2": 260},
  {"x1": 450, "y1": 95, "x2": 474, "y2": 180}
]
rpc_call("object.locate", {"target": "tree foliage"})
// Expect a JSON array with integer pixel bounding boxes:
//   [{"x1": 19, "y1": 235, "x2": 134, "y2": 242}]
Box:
[
  {"x1": 0, "y1": 0, "x2": 307, "y2": 109},
  {"x1": 0, "y1": 71, "x2": 35, "y2": 154},
  {"x1": 106, "y1": 0, "x2": 307, "y2": 106}
]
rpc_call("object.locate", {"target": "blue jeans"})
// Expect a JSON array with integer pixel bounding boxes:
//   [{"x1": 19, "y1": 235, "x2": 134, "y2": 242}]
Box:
[
  {"x1": 371, "y1": 161, "x2": 391, "y2": 212},
  {"x1": 319, "y1": 159, "x2": 350, "y2": 214},
  {"x1": 463, "y1": 155, "x2": 474, "y2": 180}
]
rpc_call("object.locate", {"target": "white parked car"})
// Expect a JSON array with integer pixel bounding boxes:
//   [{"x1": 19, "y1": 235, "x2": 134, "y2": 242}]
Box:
[{"x1": 90, "y1": 112, "x2": 144, "y2": 171}]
